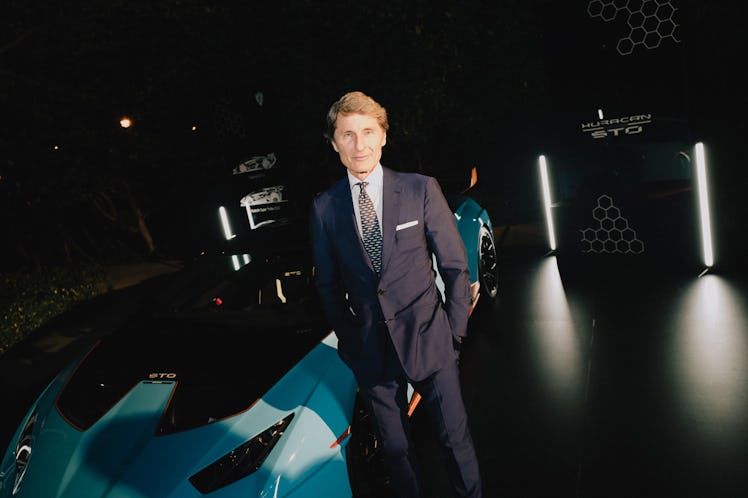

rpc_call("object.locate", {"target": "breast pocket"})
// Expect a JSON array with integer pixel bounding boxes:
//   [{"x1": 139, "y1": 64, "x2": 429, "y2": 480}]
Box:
[{"x1": 395, "y1": 219, "x2": 424, "y2": 249}]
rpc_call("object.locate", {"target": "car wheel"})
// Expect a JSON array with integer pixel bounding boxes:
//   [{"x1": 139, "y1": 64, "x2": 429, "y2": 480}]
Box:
[
  {"x1": 346, "y1": 395, "x2": 392, "y2": 497},
  {"x1": 478, "y1": 224, "x2": 499, "y2": 299}
]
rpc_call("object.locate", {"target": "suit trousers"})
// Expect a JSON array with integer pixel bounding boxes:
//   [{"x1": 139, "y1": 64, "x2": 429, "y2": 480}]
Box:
[{"x1": 360, "y1": 327, "x2": 482, "y2": 498}]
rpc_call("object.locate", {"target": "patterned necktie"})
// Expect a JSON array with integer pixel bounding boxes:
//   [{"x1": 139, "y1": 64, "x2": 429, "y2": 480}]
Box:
[{"x1": 357, "y1": 181, "x2": 383, "y2": 274}]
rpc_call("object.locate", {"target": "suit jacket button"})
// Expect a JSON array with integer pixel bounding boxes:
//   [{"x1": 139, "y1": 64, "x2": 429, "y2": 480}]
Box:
[{"x1": 378, "y1": 289, "x2": 385, "y2": 295}]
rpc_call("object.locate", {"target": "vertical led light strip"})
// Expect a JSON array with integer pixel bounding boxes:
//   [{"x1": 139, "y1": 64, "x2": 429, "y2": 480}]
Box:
[
  {"x1": 694, "y1": 142, "x2": 713, "y2": 267},
  {"x1": 539, "y1": 155, "x2": 557, "y2": 251},
  {"x1": 219, "y1": 206, "x2": 236, "y2": 240}
]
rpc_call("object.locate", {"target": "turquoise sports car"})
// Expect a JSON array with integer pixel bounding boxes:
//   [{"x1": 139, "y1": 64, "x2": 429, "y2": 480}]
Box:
[{"x1": 0, "y1": 180, "x2": 497, "y2": 498}]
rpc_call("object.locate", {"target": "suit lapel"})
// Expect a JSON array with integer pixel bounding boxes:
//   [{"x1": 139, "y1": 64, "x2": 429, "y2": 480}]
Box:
[
  {"x1": 332, "y1": 179, "x2": 376, "y2": 274},
  {"x1": 381, "y1": 167, "x2": 401, "y2": 274}
]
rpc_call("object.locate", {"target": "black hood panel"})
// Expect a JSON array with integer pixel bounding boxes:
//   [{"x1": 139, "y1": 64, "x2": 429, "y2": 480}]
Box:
[{"x1": 56, "y1": 311, "x2": 329, "y2": 433}]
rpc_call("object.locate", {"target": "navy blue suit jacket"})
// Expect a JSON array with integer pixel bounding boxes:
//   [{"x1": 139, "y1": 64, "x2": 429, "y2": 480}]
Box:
[{"x1": 309, "y1": 167, "x2": 472, "y2": 387}]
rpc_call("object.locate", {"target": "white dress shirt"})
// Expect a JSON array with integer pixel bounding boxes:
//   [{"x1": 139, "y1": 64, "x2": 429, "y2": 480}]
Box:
[{"x1": 348, "y1": 163, "x2": 383, "y2": 239}]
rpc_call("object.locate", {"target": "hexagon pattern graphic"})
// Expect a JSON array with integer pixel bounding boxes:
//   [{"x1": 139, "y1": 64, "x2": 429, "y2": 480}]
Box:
[
  {"x1": 587, "y1": 0, "x2": 681, "y2": 55},
  {"x1": 580, "y1": 195, "x2": 645, "y2": 254}
]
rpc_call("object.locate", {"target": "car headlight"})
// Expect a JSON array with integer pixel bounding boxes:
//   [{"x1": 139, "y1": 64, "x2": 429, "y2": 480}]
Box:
[
  {"x1": 12, "y1": 413, "x2": 36, "y2": 495},
  {"x1": 189, "y1": 413, "x2": 294, "y2": 494}
]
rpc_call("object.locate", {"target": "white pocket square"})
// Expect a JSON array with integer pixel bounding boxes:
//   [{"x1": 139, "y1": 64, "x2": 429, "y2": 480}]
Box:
[{"x1": 396, "y1": 220, "x2": 419, "y2": 231}]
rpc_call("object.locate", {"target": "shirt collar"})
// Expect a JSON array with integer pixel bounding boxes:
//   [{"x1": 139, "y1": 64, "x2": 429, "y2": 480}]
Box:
[{"x1": 348, "y1": 163, "x2": 383, "y2": 191}]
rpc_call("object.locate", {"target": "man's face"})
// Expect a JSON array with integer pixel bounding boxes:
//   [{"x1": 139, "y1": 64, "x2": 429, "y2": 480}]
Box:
[{"x1": 331, "y1": 112, "x2": 387, "y2": 180}]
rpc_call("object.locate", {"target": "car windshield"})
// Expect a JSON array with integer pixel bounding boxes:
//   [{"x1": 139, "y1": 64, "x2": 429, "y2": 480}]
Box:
[{"x1": 552, "y1": 139, "x2": 692, "y2": 204}]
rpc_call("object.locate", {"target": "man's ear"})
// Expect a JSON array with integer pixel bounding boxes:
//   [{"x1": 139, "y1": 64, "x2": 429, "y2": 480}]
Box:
[
  {"x1": 382, "y1": 132, "x2": 387, "y2": 147},
  {"x1": 331, "y1": 140, "x2": 339, "y2": 152}
]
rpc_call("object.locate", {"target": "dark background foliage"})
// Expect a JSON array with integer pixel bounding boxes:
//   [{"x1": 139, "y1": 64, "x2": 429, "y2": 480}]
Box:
[
  {"x1": 1, "y1": 0, "x2": 554, "y2": 270},
  {"x1": 1, "y1": 0, "x2": 745, "y2": 272}
]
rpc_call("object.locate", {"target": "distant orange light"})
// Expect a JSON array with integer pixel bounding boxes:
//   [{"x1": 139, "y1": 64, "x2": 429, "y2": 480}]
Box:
[
  {"x1": 53, "y1": 145, "x2": 60, "y2": 150},
  {"x1": 119, "y1": 117, "x2": 132, "y2": 128},
  {"x1": 191, "y1": 125, "x2": 197, "y2": 132}
]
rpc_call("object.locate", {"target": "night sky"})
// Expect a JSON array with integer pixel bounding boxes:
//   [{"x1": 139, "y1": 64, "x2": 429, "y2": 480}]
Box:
[{"x1": 1, "y1": 1, "x2": 746, "y2": 270}]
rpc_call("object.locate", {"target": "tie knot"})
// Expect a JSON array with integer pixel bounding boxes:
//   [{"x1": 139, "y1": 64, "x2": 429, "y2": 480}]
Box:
[{"x1": 357, "y1": 181, "x2": 368, "y2": 192}]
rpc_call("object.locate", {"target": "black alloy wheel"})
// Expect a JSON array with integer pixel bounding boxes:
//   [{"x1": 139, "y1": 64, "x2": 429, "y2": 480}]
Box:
[{"x1": 478, "y1": 224, "x2": 499, "y2": 299}]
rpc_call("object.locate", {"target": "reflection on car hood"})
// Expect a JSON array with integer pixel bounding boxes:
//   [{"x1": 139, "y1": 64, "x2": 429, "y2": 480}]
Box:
[{"x1": 56, "y1": 312, "x2": 331, "y2": 434}]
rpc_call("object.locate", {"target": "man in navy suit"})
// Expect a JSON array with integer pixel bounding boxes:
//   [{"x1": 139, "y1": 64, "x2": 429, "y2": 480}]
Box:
[{"x1": 309, "y1": 91, "x2": 482, "y2": 498}]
